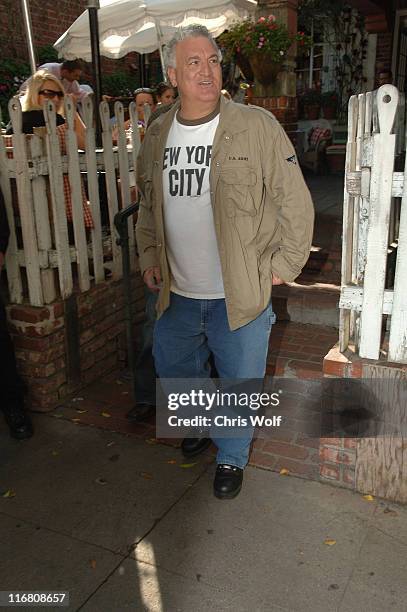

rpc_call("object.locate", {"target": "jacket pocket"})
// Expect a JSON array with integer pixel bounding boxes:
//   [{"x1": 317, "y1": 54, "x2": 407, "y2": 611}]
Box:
[{"x1": 219, "y1": 167, "x2": 257, "y2": 216}]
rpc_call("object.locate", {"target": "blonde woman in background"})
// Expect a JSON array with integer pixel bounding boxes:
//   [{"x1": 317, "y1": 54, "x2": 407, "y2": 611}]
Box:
[{"x1": 6, "y1": 69, "x2": 93, "y2": 229}]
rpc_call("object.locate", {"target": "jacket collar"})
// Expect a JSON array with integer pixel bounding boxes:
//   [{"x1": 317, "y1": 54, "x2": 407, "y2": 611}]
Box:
[{"x1": 148, "y1": 94, "x2": 249, "y2": 138}]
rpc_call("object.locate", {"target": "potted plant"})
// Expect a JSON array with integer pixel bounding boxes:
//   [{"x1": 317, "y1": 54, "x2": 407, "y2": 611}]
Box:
[
  {"x1": 321, "y1": 90, "x2": 339, "y2": 119},
  {"x1": 220, "y1": 15, "x2": 311, "y2": 85},
  {"x1": 300, "y1": 89, "x2": 321, "y2": 120}
]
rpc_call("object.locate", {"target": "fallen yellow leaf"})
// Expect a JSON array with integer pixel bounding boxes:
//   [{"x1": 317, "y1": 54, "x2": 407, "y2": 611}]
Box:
[
  {"x1": 180, "y1": 463, "x2": 197, "y2": 468},
  {"x1": 3, "y1": 489, "x2": 16, "y2": 498},
  {"x1": 363, "y1": 494, "x2": 374, "y2": 502},
  {"x1": 71, "y1": 418, "x2": 81, "y2": 423},
  {"x1": 279, "y1": 468, "x2": 290, "y2": 476},
  {"x1": 167, "y1": 459, "x2": 177, "y2": 465},
  {"x1": 145, "y1": 438, "x2": 157, "y2": 445},
  {"x1": 76, "y1": 409, "x2": 87, "y2": 414},
  {"x1": 51, "y1": 450, "x2": 59, "y2": 456},
  {"x1": 324, "y1": 539, "x2": 337, "y2": 546},
  {"x1": 101, "y1": 412, "x2": 111, "y2": 418},
  {"x1": 140, "y1": 472, "x2": 153, "y2": 480}
]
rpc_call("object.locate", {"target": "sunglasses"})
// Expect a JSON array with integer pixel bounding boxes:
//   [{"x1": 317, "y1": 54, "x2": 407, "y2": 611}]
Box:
[{"x1": 39, "y1": 89, "x2": 64, "y2": 99}]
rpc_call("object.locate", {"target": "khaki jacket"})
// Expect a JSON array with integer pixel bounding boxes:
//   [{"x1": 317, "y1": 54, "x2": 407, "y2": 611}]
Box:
[{"x1": 136, "y1": 96, "x2": 314, "y2": 330}]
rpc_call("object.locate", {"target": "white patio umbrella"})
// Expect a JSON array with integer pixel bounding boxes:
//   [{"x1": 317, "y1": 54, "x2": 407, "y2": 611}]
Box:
[{"x1": 55, "y1": 0, "x2": 257, "y2": 70}]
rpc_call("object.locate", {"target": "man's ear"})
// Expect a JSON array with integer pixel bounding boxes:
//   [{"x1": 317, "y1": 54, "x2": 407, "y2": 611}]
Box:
[{"x1": 167, "y1": 66, "x2": 177, "y2": 88}]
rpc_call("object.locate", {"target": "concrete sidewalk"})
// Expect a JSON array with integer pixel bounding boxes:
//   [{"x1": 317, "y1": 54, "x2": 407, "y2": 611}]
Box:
[{"x1": 1, "y1": 412, "x2": 407, "y2": 612}]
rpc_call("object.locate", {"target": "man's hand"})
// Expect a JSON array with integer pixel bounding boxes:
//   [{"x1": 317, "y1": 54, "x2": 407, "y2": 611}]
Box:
[
  {"x1": 143, "y1": 266, "x2": 162, "y2": 291},
  {"x1": 272, "y1": 274, "x2": 284, "y2": 286}
]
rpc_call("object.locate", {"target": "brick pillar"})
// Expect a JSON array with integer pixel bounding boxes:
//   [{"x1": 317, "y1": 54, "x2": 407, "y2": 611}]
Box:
[
  {"x1": 253, "y1": 0, "x2": 299, "y2": 136},
  {"x1": 6, "y1": 274, "x2": 145, "y2": 412}
]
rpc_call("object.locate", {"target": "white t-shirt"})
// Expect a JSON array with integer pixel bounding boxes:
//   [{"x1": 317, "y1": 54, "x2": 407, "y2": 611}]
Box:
[{"x1": 162, "y1": 112, "x2": 224, "y2": 299}]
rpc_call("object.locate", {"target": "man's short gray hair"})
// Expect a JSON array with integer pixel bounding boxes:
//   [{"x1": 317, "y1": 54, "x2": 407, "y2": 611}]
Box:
[{"x1": 164, "y1": 24, "x2": 222, "y2": 69}]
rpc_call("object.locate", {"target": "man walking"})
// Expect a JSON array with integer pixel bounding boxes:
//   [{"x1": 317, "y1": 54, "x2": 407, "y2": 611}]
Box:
[{"x1": 136, "y1": 25, "x2": 314, "y2": 499}]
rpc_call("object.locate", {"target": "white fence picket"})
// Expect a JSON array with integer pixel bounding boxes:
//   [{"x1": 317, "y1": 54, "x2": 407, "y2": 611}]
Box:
[
  {"x1": 115, "y1": 101, "x2": 136, "y2": 271},
  {"x1": 0, "y1": 109, "x2": 23, "y2": 303},
  {"x1": 44, "y1": 101, "x2": 73, "y2": 298},
  {"x1": 100, "y1": 102, "x2": 122, "y2": 279},
  {"x1": 30, "y1": 134, "x2": 56, "y2": 304},
  {"x1": 389, "y1": 150, "x2": 407, "y2": 362},
  {"x1": 65, "y1": 98, "x2": 90, "y2": 292},
  {"x1": 359, "y1": 85, "x2": 399, "y2": 359},
  {"x1": 8, "y1": 98, "x2": 43, "y2": 306},
  {"x1": 339, "y1": 95, "x2": 358, "y2": 353},
  {"x1": 82, "y1": 96, "x2": 104, "y2": 283}
]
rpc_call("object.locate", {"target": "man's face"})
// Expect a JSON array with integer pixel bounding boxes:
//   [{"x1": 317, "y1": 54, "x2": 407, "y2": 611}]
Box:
[
  {"x1": 167, "y1": 36, "x2": 222, "y2": 108},
  {"x1": 63, "y1": 69, "x2": 82, "y2": 83}
]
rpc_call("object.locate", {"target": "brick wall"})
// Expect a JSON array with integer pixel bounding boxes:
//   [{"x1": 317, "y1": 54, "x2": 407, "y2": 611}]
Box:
[
  {"x1": 375, "y1": 32, "x2": 393, "y2": 75},
  {"x1": 0, "y1": 0, "x2": 84, "y2": 61},
  {"x1": 7, "y1": 273, "x2": 145, "y2": 412},
  {"x1": 251, "y1": 95, "x2": 298, "y2": 133},
  {"x1": 0, "y1": 0, "x2": 125, "y2": 76}
]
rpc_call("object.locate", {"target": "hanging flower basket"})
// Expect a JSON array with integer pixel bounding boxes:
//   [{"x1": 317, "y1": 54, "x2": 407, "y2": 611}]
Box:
[
  {"x1": 219, "y1": 14, "x2": 311, "y2": 86},
  {"x1": 235, "y1": 52, "x2": 254, "y2": 82},
  {"x1": 248, "y1": 53, "x2": 281, "y2": 85}
]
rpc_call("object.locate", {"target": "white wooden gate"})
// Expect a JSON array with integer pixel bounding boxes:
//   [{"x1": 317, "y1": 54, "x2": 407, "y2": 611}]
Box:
[
  {"x1": 0, "y1": 96, "x2": 141, "y2": 306},
  {"x1": 339, "y1": 84, "x2": 407, "y2": 363}
]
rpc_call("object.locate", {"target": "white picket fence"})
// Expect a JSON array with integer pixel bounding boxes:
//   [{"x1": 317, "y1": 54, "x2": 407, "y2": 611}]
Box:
[
  {"x1": 339, "y1": 84, "x2": 407, "y2": 364},
  {"x1": 0, "y1": 96, "x2": 146, "y2": 306}
]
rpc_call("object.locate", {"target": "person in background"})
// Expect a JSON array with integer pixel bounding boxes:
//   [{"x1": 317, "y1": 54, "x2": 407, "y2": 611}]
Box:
[
  {"x1": 0, "y1": 190, "x2": 33, "y2": 439},
  {"x1": 377, "y1": 69, "x2": 393, "y2": 87},
  {"x1": 133, "y1": 88, "x2": 157, "y2": 132},
  {"x1": 6, "y1": 70, "x2": 93, "y2": 231},
  {"x1": 20, "y1": 59, "x2": 87, "y2": 103},
  {"x1": 7, "y1": 70, "x2": 86, "y2": 148},
  {"x1": 156, "y1": 82, "x2": 176, "y2": 105}
]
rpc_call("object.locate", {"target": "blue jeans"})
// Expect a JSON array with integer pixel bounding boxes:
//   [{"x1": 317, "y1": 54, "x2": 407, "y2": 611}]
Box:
[{"x1": 153, "y1": 293, "x2": 276, "y2": 469}]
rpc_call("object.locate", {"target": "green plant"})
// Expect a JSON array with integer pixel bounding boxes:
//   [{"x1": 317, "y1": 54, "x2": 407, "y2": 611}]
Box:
[
  {"x1": 219, "y1": 14, "x2": 311, "y2": 63},
  {"x1": 321, "y1": 90, "x2": 338, "y2": 108},
  {"x1": 0, "y1": 58, "x2": 30, "y2": 124},
  {"x1": 36, "y1": 44, "x2": 59, "y2": 64},
  {"x1": 101, "y1": 72, "x2": 136, "y2": 97},
  {"x1": 301, "y1": 88, "x2": 321, "y2": 105}
]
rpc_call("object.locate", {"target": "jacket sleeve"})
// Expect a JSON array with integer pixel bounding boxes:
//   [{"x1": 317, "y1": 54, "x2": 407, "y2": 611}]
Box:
[
  {"x1": 0, "y1": 188, "x2": 10, "y2": 256},
  {"x1": 135, "y1": 137, "x2": 159, "y2": 274},
  {"x1": 265, "y1": 123, "x2": 314, "y2": 282}
]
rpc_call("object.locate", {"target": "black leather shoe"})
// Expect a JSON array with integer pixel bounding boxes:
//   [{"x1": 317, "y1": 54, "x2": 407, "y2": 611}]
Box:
[
  {"x1": 214, "y1": 464, "x2": 243, "y2": 499},
  {"x1": 4, "y1": 409, "x2": 33, "y2": 440},
  {"x1": 181, "y1": 437, "x2": 211, "y2": 458},
  {"x1": 126, "y1": 404, "x2": 155, "y2": 423}
]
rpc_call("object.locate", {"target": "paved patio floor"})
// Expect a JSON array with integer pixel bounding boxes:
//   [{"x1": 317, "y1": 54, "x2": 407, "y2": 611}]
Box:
[{"x1": 1, "y1": 410, "x2": 407, "y2": 612}]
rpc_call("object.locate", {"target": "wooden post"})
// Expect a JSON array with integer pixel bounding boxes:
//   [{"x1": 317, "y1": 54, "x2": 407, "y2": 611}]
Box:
[
  {"x1": 339, "y1": 95, "x2": 359, "y2": 352},
  {"x1": 389, "y1": 124, "x2": 407, "y2": 362},
  {"x1": 115, "y1": 101, "x2": 136, "y2": 271},
  {"x1": 82, "y1": 97, "x2": 104, "y2": 283},
  {"x1": 44, "y1": 101, "x2": 73, "y2": 299},
  {"x1": 0, "y1": 109, "x2": 23, "y2": 303},
  {"x1": 100, "y1": 101, "x2": 122, "y2": 279},
  {"x1": 359, "y1": 85, "x2": 398, "y2": 359},
  {"x1": 65, "y1": 98, "x2": 90, "y2": 292},
  {"x1": 8, "y1": 98, "x2": 43, "y2": 306},
  {"x1": 30, "y1": 134, "x2": 56, "y2": 304}
]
